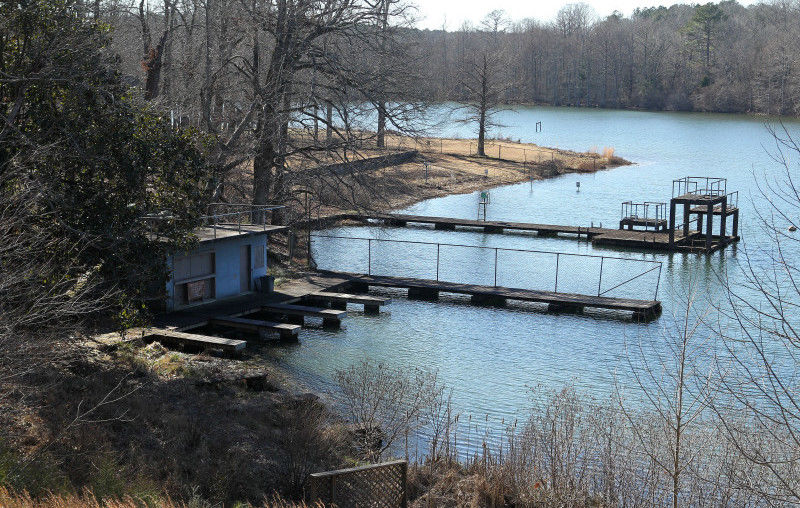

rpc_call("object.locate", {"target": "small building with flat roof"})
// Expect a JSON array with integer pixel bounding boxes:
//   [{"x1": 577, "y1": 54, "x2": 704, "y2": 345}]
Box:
[{"x1": 146, "y1": 204, "x2": 285, "y2": 312}]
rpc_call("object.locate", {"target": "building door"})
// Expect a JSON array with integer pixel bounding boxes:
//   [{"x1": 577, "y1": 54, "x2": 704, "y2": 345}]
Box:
[{"x1": 240, "y1": 244, "x2": 251, "y2": 292}]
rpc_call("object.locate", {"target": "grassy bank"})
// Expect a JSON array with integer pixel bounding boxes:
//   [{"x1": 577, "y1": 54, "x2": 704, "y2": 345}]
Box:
[{"x1": 227, "y1": 135, "x2": 631, "y2": 219}]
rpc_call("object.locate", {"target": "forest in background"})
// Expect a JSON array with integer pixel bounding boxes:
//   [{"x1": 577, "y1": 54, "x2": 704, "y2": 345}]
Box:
[
  {"x1": 413, "y1": 1, "x2": 800, "y2": 115},
  {"x1": 103, "y1": 0, "x2": 800, "y2": 122}
]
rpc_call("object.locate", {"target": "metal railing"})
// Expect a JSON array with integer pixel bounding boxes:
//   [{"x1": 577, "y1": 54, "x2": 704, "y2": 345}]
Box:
[
  {"x1": 142, "y1": 204, "x2": 285, "y2": 240},
  {"x1": 311, "y1": 235, "x2": 663, "y2": 301},
  {"x1": 201, "y1": 203, "x2": 285, "y2": 239},
  {"x1": 621, "y1": 201, "x2": 667, "y2": 221},
  {"x1": 672, "y1": 176, "x2": 727, "y2": 198},
  {"x1": 725, "y1": 191, "x2": 739, "y2": 209}
]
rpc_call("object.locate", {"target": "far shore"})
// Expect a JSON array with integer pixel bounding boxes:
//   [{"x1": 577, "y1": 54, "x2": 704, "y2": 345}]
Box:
[{"x1": 262, "y1": 134, "x2": 634, "y2": 218}]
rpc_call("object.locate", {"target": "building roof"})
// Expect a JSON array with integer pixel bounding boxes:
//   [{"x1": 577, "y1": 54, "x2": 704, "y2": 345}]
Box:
[{"x1": 194, "y1": 224, "x2": 286, "y2": 243}]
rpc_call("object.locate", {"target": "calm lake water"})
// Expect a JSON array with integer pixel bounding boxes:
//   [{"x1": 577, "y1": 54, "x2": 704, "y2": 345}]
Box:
[{"x1": 267, "y1": 106, "x2": 800, "y2": 454}]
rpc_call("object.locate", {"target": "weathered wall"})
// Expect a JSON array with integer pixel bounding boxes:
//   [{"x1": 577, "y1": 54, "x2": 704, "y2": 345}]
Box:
[{"x1": 166, "y1": 232, "x2": 269, "y2": 311}]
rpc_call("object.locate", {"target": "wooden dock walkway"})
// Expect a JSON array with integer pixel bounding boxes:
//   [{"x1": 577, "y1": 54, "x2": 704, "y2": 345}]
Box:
[
  {"x1": 320, "y1": 271, "x2": 661, "y2": 320},
  {"x1": 261, "y1": 302, "x2": 346, "y2": 327},
  {"x1": 304, "y1": 291, "x2": 391, "y2": 314},
  {"x1": 210, "y1": 316, "x2": 301, "y2": 341},
  {"x1": 147, "y1": 329, "x2": 247, "y2": 352},
  {"x1": 357, "y1": 213, "x2": 737, "y2": 252}
]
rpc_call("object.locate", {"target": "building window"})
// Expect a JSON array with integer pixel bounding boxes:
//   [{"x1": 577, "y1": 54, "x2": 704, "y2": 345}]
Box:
[{"x1": 174, "y1": 252, "x2": 216, "y2": 305}]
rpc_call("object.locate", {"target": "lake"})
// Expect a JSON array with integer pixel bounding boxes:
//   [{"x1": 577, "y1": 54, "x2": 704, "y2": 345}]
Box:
[{"x1": 267, "y1": 105, "x2": 800, "y2": 456}]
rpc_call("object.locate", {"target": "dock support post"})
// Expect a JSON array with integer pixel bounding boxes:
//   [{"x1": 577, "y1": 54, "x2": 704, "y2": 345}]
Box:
[
  {"x1": 330, "y1": 301, "x2": 347, "y2": 310},
  {"x1": 720, "y1": 196, "x2": 728, "y2": 241},
  {"x1": 434, "y1": 223, "x2": 456, "y2": 231},
  {"x1": 483, "y1": 225, "x2": 504, "y2": 234},
  {"x1": 364, "y1": 304, "x2": 380, "y2": 314},
  {"x1": 683, "y1": 203, "x2": 690, "y2": 236},
  {"x1": 470, "y1": 294, "x2": 507, "y2": 307},
  {"x1": 706, "y1": 202, "x2": 714, "y2": 251},
  {"x1": 408, "y1": 287, "x2": 439, "y2": 300},
  {"x1": 697, "y1": 212, "x2": 703, "y2": 234},
  {"x1": 322, "y1": 318, "x2": 341, "y2": 329},
  {"x1": 279, "y1": 329, "x2": 298, "y2": 342},
  {"x1": 349, "y1": 281, "x2": 369, "y2": 293},
  {"x1": 732, "y1": 209, "x2": 739, "y2": 238},
  {"x1": 547, "y1": 302, "x2": 584, "y2": 314},
  {"x1": 668, "y1": 200, "x2": 677, "y2": 247}
]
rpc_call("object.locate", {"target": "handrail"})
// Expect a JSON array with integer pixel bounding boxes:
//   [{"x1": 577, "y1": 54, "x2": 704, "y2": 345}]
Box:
[{"x1": 311, "y1": 234, "x2": 663, "y2": 301}]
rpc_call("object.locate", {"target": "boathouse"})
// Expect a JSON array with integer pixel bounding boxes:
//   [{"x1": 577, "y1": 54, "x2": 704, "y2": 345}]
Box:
[{"x1": 162, "y1": 205, "x2": 285, "y2": 312}]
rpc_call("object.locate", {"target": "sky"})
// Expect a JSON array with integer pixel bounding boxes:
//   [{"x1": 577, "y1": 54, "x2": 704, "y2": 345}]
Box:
[{"x1": 412, "y1": 0, "x2": 758, "y2": 30}]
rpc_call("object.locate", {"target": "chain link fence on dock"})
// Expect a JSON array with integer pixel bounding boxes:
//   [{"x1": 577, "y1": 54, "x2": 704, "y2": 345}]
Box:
[{"x1": 310, "y1": 235, "x2": 662, "y2": 301}]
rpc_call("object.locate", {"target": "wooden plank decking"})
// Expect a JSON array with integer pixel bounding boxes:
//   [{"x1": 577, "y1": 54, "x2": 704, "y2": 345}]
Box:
[
  {"x1": 210, "y1": 316, "x2": 301, "y2": 340},
  {"x1": 305, "y1": 291, "x2": 391, "y2": 313},
  {"x1": 357, "y1": 212, "x2": 738, "y2": 253},
  {"x1": 319, "y1": 271, "x2": 661, "y2": 319},
  {"x1": 147, "y1": 329, "x2": 247, "y2": 352},
  {"x1": 262, "y1": 303, "x2": 347, "y2": 326}
]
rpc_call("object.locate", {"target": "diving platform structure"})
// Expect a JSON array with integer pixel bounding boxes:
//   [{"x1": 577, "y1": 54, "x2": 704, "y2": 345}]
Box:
[{"x1": 667, "y1": 177, "x2": 739, "y2": 252}]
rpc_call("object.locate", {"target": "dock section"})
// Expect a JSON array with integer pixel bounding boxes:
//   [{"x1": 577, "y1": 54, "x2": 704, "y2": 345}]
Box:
[
  {"x1": 356, "y1": 212, "x2": 738, "y2": 253},
  {"x1": 318, "y1": 271, "x2": 662, "y2": 320}
]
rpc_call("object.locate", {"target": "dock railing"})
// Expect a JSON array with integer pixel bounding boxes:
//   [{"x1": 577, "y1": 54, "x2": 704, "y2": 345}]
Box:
[
  {"x1": 672, "y1": 176, "x2": 727, "y2": 198},
  {"x1": 311, "y1": 235, "x2": 663, "y2": 301},
  {"x1": 202, "y1": 203, "x2": 284, "y2": 238}
]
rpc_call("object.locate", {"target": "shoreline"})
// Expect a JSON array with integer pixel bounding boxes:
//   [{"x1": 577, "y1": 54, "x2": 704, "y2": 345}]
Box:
[{"x1": 294, "y1": 136, "x2": 633, "y2": 217}]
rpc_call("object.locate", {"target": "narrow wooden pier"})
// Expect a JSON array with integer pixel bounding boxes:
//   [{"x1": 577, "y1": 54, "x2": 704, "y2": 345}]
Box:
[
  {"x1": 305, "y1": 291, "x2": 391, "y2": 314},
  {"x1": 356, "y1": 213, "x2": 738, "y2": 252},
  {"x1": 210, "y1": 316, "x2": 301, "y2": 341},
  {"x1": 147, "y1": 329, "x2": 247, "y2": 352},
  {"x1": 261, "y1": 302, "x2": 346, "y2": 327},
  {"x1": 320, "y1": 271, "x2": 662, "y2": 320}
]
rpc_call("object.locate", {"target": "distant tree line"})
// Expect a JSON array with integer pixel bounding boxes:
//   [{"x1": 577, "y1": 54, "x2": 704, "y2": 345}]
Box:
[{"x1": 413, "y1": 1, "x2": 800, "y2": 116}]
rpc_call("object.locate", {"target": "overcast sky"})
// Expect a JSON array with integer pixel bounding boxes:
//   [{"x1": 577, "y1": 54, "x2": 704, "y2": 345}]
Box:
[{"x1": 412, "y1": 0, "x2": 758, "y2": 30}]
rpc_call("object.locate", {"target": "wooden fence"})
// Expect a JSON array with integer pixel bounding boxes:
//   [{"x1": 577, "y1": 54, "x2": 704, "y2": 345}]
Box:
[{"x1": 306, "y1": 460, "x2": 407, "y2": 508}]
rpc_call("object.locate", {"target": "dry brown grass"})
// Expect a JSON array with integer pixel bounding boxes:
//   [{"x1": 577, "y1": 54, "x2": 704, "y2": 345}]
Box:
[{"x1": 0, "y1": 488, "x2": 318, "y2": 507}]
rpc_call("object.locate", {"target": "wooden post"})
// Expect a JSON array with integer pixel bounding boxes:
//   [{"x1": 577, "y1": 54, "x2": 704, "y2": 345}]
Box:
[
  {"x1": 706, "y1": 202, "x2": 714, "y2": 250},
  {"x1": 401, "y1": 460, "x2": 408, "y2": 508},
  {"x1": 720, "y1": 196, "x2": 728, "y2": 240},
  {"x1": 697, "y1": 212, "x2": 703, "y2": 233},
  {"x1": 732, "y1": 209, "x2": 739, "y2": 237},
  {"x1": 668, "y1": 200, "x2": 677, "y2": 247},
  {"x1": 683, "y1": 202, "x2": 690, "y2": 237}
]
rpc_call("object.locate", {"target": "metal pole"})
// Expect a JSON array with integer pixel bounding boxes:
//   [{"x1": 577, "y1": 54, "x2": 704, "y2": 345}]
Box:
[
  {"x1": 436, "y1": 243, "x2": 440, "y2": 281},
  {"x1": 368, "y1": 239, "x2": 372, "y2": 275},
  {"x1": 555, "y1": 253, "x2": 560, "y2": 292},
  {"x1": 598, "y1": 257, "x2": 604, "y2": 296},
  {"x1": 655, "y1": 263, "x2": 662, "y2": 300},
  {"x1": 494, "y1": 248, "x2": 498, "y2": 286}
]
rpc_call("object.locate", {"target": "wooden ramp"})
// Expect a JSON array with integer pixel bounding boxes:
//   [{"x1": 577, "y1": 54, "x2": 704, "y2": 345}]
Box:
[
  {"x1": 262, "y1": 303, "x2": 346, "y2": 327},
  {"x1": 147, "y1": 329, "x2": 246, "y2": 352},
  {"x1": 210, "y1": 316, "x2": 300, "y2": 341},
  {"x1": 306, "y1": 291, "x2": 391, "y2": 314},
  {"x1": 319, "y1": 271, "x2": 661, "y2": 320}
]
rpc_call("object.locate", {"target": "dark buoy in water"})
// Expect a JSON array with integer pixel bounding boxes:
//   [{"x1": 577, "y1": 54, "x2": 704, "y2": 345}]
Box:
[
  {"x1": 790, "y1": 225, "x2": 797, "y2": 232},
  {"x1": 576, "y1": 181, "x2": 580, "y2": 192}
]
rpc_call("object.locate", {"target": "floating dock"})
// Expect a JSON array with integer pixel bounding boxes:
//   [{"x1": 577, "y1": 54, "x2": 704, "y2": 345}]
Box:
[
  {"x1": 318, "y1": 270, "x2": 662, "y2": 320},
  {"x1": 357, "y1": 212, "x2": 737, "y2": 253}
]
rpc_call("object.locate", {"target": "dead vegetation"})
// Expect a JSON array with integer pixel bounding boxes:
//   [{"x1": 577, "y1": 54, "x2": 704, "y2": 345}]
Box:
[{"x1": 0, "y1": 340, "x2": 350, "y2": 505}]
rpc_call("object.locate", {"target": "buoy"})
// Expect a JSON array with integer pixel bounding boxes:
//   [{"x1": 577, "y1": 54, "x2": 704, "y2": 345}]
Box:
[{"x1": 790, "y1": 225, "x2": 797, "y2": 232}]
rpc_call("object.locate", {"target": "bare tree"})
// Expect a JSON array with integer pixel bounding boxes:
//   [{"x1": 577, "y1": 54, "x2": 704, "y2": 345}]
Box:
[
  {"x1": 712, "y1": 124, "x2": 800, "y2": 504},
  {"x1": 334, "y1": 359, "x2": 439, "y2": 462},
  {"x1": 456, "y1": 10, "x2": 512, "y2": 157},
  {"x1": 618, "y1": 290, "x2": 717, "y2": 508}
]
